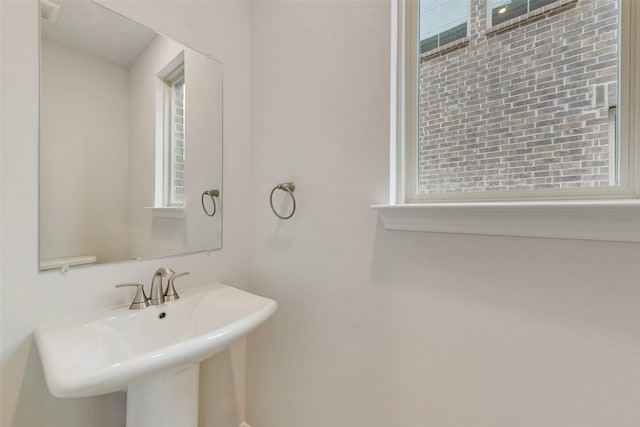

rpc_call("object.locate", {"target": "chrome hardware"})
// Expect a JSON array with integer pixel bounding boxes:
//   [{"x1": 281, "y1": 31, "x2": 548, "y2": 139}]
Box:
[
  {"x1": 164, "y1": 272, "x2": 190, "y2": 302},
  {"x1": 270, "y1": 181, "x2": 296, "y2": 220},
  {"x1": 115, "y1": 283, "x2": 150, "y2": 310},
  {"x1": 201, "y1": 189, "x2": 220, "y2": 217},
  {"x1": 149, "y1": 267, "x2": 175, "y2": 305}
]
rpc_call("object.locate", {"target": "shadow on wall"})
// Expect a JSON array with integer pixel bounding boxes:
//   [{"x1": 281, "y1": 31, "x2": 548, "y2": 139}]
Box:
[
  {"x1": 368, "y1": 216, "x2": 640, "y2": 337},
  {"x1": 199, "y1": 345, "x2": 246, "y2": 427},
  {"x1": 12, "y1": 341, "x2": 126, "y2": 427},
  {"x1": 10, "y1": 340, "x2": 244, "y2": 427},
  {"x1": 265, "y1": 184, "x2": 296, "y2": 252}
]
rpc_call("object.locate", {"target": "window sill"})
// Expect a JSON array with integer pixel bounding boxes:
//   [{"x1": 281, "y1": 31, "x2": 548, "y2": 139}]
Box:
[
  {"x1": 144, "y1": 206, "x2": 185, "y2": 219},
  {"x1": 420, "y1": 37, "x2": 469, "y2": 61},
  {"x1": 371, "y1": 200, "x2": 640, "y2": 242}
]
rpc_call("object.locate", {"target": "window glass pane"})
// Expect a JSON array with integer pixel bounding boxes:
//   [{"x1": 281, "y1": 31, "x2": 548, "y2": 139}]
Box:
[
  {"x1": 492, "y1": 0, "x2": 528, "y2": 26},
  {"x1": 439, "y1": 22, "x2": 467, "y2": 46},
  {"x1": 529, "y1": 0, "x2": 559, "y2": 10},
  {"x1": 439, "y1": 0, "x2": 467, "y2": 29},
  {"x1": 420, "y1": 1, "x2": 440, "y2": 39},
  {"x1": 417, "y1": 0, "x2": 619, "y2": 195},
  {"x1": 492, "y1": 0, "x2": 572, "y2": 27},
  {"x1": 420, "y1": 0, "x2": 468, "y2": 53}
]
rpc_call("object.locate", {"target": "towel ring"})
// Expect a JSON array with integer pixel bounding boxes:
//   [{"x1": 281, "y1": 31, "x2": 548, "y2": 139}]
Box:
[
  {"x1": 270, "y1": 182, "x2": 296, "y2": 220},
  {"x1": 201, "y1": 189, "x2": 220, "y2": 217}
]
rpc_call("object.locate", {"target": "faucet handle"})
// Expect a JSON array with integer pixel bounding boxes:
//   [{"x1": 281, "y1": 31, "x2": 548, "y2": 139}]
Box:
[
  {"x1": 116, "y1": 283, "x2": 150, "y2": 310},
  {"x1": 164, "y1": 272, "x2": 189, "y2": 301}
]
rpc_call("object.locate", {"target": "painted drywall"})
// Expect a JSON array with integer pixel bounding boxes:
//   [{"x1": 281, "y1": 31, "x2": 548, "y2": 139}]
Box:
[
  {"x1": 0, "y1": 1, "x2": 250, "y2": 426},
  {"x1": 40, "y1": 39, "x2": 131, "y2": 264},
  {"x1": 246, "y1": 1, "x2": 640, "y2": 426}
]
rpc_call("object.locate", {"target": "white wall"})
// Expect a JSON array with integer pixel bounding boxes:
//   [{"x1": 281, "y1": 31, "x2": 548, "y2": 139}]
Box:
[
  {"x1": 0, "y1": 1, "x2": 251, "y2": 426},
  {"x1": 40, "y1": 40, "x2": 131, "y2": 264},
  {"x1": 246, "y1": 1, "x2": 640, "y2": 426},
  {"x1": 6, "y1": 1, "x2": 640, "y2": 426}
]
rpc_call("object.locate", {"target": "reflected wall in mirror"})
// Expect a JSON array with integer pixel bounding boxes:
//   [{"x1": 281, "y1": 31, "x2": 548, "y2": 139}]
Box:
[{"x1": 39, "y1": 0, "x2": 223, "y2": 271}]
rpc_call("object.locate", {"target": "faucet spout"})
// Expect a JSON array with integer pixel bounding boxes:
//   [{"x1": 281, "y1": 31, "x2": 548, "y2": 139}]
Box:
[{"x1": 149, "y1": 267, "x2": 175, "y2": 305}]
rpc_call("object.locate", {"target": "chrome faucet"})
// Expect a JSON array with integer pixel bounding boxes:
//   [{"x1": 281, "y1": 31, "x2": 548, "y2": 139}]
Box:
[
  {"x1": 164, "y1": 272, "x2": 190, "y2": 301},
  {"x1": 149, "y1": 267, "x2": 175, "y2": 305},
  {"x1": 115, "y1": 283, "x2": 149, "y2": 310},
  {"x1": 116, "y1": 268, "x2": 189, "y2": 310}
]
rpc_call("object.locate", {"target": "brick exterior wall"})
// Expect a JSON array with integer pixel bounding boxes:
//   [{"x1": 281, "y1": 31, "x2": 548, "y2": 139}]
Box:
[{"x1": 418, "y1": 0, "x2": 618, "y2": 194}]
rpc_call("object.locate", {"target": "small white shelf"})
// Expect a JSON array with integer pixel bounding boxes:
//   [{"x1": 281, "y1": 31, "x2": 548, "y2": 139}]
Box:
[
  {"x1": 40, "y1": 255, "x2": 97, "y2": 271},
  {"x1": 371, "y1": 200, "x2": 640, "y2": 242},
  {"x1": 144, "y1": 206, "x2": 186, "y2": 219}
]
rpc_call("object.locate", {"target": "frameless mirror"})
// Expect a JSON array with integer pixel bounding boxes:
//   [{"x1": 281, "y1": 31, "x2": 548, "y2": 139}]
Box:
[{"x1": 39, "y1": 0, "x2": 223, "y2": 271}]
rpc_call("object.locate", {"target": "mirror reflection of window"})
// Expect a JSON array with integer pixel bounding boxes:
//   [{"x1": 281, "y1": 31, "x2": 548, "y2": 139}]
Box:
[
  {"x1": 158, "y1": 53, "x2": 186, "y2": 207},
  {"x1": 171, "y1": 78, "x2": 185, "y2": 206},
  {"x1": 39, "y1": 0, "x2": 224, "y2": 269}
]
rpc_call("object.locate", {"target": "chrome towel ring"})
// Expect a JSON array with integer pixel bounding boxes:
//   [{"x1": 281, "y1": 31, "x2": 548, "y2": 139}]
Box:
[
  {"x1": 201, "y1": 189, "x2": 220, "y2": 217},
  {"x1": 270, "y1": 182, "x2": 296, "y2": 220}
]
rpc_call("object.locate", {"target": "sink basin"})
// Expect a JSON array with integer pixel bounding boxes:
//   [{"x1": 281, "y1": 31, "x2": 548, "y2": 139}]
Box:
[{"x1": 34, "y1": 282, "x2": 277, "y2": 399}]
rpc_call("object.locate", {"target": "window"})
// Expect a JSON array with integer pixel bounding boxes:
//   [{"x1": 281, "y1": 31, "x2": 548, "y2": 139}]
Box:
[
  {"x1": 376, "y1": 0, "x2": 640, "y2": 241},
  {"x1": 399, "y1": 0, "x2": 637, "y2": 203},
  {"x1": 165, "y1": 69, "x2": 185, "y2": 206},
  {"x1": 155, "y1": 52, "x2": 186, "y2": 208},
  {"x1": 491, "y1": 0, "x2": 560, "y2": 27},
  {"x1": 420, "y1": 0, "x2": 469, "y2": 54}
]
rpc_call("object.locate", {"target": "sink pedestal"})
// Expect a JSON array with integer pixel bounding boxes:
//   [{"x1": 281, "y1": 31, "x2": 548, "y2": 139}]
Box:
[{"x1": 126, "y1": 364, "x2": 200, "y2": 427}]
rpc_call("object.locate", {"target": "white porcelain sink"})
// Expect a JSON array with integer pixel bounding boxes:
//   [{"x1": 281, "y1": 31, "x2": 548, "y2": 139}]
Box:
[{"x1": 34, "y1": 282, "x2": 276, "y2": 427}]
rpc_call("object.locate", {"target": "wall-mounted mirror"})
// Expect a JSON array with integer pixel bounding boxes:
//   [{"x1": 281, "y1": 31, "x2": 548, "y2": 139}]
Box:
[{"x1": 39, "y1": 0, "x2": 223, "y2": 271}]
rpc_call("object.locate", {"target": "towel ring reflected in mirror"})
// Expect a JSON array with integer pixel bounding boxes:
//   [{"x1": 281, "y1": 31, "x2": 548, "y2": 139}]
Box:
[
  {"x1": 201, "y1": 189, "x2": 220, "y2": 217},
  {"x1": 270, "y1": 181, "x2": 296, "y2": 220}
]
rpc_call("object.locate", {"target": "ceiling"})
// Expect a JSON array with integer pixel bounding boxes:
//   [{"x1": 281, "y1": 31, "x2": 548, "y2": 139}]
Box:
[{"x1": 41, "y1": 0, "x2": 157, "y2": 68}]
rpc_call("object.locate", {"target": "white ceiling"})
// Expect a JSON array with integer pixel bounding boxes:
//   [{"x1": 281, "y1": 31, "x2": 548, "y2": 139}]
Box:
[{"x1": 41, "y1": 0, "x2": 157, "y2": 68}]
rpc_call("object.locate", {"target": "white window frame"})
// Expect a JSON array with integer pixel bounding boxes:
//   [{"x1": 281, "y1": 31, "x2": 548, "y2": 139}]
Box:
[
  {"x1": 372, "y1": 0, "x2": 640, "y2": 242},
  {"x1": 163, "y1": 65, "x2": 185, "y2": 207},
  {"x1": 152, "y1": 52, "x2": 186, "y2": 213}
]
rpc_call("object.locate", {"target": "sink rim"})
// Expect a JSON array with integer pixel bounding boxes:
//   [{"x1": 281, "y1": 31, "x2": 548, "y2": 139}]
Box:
[{"x1": 34, "y1": 282, "x2": 277, "y2": 398}]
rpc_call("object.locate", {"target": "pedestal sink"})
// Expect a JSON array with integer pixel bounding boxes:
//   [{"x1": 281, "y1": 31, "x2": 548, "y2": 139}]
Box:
[{"x1": 34, "y1": 282, "x2": 277, "y2": 427}]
